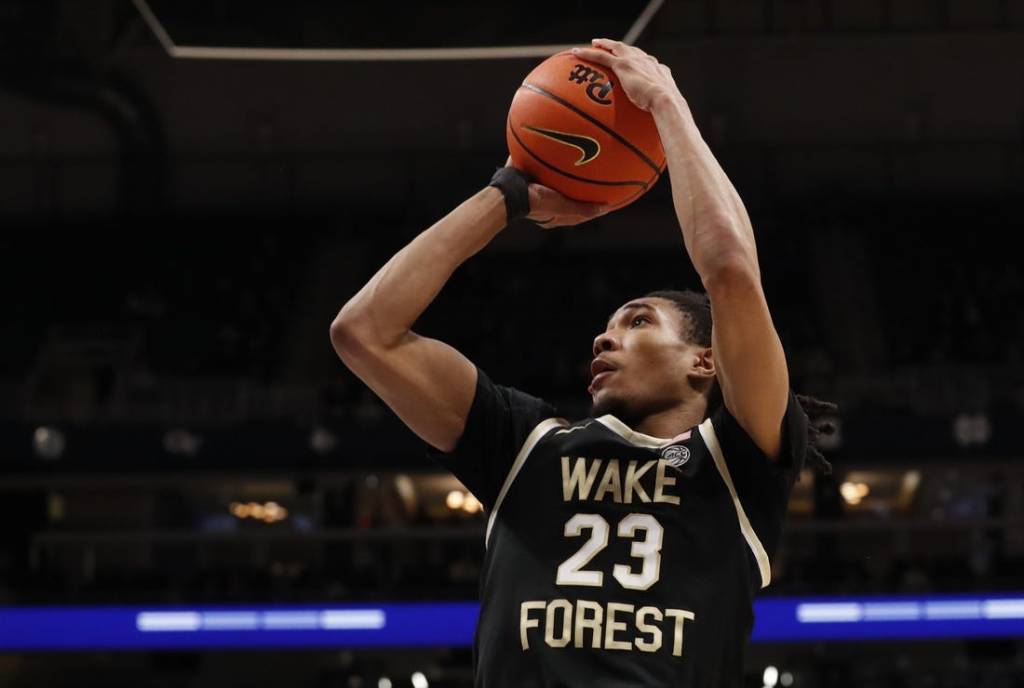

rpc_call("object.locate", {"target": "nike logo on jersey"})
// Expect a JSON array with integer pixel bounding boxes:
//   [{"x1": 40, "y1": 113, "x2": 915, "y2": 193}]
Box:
[{"x1": 522, "y1": 125, "x2": 601, "y2": 166}]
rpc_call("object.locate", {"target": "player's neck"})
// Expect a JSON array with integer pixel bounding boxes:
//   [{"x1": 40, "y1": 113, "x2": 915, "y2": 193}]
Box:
[{"x1": 632, "y1": 395, "x2": 708, "y2": 440}]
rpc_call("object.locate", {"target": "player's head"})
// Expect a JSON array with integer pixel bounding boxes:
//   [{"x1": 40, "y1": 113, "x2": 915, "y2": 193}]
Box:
[{"x1": 589, "y1": 289, "x2": 719, "y2": 424}]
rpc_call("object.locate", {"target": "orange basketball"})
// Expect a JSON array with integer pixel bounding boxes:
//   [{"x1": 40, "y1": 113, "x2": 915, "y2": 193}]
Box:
[{"x1": 506, "y1": 50, "x2": 665, "y2": 208}]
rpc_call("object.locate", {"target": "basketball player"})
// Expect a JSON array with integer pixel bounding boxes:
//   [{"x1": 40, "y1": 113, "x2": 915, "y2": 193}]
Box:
[{"x1": 331, "y1": 39, "x2": 832, "y2": 687}]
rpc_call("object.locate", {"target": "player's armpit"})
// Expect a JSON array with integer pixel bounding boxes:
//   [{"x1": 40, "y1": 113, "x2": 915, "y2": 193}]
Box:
[
  {"x1": 330, "y1": 322, "x2": 477, "y2": 453},
  {"x1": 705, "y1": 260, "x2": 790, "y2": 460}
]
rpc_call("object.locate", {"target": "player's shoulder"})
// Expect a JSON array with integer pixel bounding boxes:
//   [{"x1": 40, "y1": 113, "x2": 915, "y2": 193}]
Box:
[{"x1": 478, "y1": 369, "x2": 562, "y2": 420}]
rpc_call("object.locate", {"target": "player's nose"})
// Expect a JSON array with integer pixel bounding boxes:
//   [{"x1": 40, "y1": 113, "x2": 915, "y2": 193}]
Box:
[{"x1": 592, "y1": 331, "x2": 617, "y2": 356}]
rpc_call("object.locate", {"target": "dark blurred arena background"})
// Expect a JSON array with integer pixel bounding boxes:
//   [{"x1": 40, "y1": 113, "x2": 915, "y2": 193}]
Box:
[{"x1": 1, "y1": 0, "x2": 1023, "y2": 686}]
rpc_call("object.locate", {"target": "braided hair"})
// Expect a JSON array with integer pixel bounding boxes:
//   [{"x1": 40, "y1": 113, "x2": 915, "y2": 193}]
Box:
[{"x1": 644, "y1": 289, "x2": 837, "y2": 476}]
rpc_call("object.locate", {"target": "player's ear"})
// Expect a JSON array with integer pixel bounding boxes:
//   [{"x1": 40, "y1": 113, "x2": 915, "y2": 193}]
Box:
[{"x1": 691, "y1": 347, "x2": 715, "y2": 380}]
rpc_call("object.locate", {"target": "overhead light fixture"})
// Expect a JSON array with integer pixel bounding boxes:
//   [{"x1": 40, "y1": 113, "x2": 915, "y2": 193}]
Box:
[
  {"x1": 462, "y1": 494, "x2": 482, "y2": 514},
  {"x1": 839, "y1": 481, "x2": 870, "y2": 506},
  {"x1": 230, "y1": 501, "x2": 288, "y2": 523},
  {"x1": 131, "y1": 0, "x2": 665, "y2": 61},
  {"x1": 445, "y1": 490, "x2": 465, "y2": 510},
  {"x1": 32, "y1": 426, "x2": 66, "y2": 460}
]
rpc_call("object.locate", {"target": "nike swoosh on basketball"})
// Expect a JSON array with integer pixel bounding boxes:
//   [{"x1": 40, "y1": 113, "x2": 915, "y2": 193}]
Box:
[{"x1": 522, "y1": 125, "x2": 601, "y2": 166}]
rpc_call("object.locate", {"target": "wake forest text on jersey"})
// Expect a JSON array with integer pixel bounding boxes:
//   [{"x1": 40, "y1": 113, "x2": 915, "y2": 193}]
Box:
[{"x1": 520, "y1": 455, "x2": 696, "y2": 657}]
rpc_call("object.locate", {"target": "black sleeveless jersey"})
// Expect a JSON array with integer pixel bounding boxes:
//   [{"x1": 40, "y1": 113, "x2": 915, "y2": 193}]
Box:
[{"x1": 428, "y1": 367, "x2": 808, "y2": 688}]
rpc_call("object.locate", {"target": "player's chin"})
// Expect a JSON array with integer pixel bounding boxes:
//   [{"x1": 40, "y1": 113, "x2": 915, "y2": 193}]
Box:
[{"x1": 589, "y1": 388, "x2": 621, "y2": 418}]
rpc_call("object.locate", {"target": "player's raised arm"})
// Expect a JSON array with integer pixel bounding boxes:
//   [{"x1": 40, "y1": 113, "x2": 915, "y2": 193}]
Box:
[
  {"x1": 573, "y1": 40, "x2": 789, "y2": 459},
  {"x1": 330, "y1": 170, "x2": 606, "y2": 452}
]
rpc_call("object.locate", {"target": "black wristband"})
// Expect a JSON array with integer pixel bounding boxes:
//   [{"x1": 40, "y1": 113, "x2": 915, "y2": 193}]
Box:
[{"x1": 488, "y1": 166, "x2": 531, "y2": 223}]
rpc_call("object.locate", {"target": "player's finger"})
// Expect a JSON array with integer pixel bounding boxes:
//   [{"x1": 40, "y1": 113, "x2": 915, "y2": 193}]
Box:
[
  {"x1": 587, "y1": 202, "x2": 614, "y2": 217},
  {"x1": 591, "y1": 38, "x2": 626, "y2": 55},
  {"x1": 542, "y1": 187, "x2": 593, "y2": 213},
  {"x1": 562, "y1": 199, "x2": 610, "y2": 220},
  {"x1": 571, "y1": 46, "x2": 617, "y2": 69},
  {"x1": 529, "y1": 184, "x2": 609, "y2": 221}
]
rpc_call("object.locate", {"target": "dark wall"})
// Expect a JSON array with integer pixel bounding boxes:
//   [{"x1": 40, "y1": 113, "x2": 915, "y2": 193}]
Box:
[{"x1": 1, "y1": 1, "x2": 1021, "y2": 218}]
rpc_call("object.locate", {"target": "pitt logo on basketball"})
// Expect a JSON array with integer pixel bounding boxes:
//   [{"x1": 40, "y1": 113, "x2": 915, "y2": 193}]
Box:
[{"x1": 568, "y1": 64, "x2": 614, "y2": 105}]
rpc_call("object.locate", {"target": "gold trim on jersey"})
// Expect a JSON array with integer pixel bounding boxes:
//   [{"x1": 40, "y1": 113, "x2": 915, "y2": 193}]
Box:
[
  {"x1": 485, "y1": 416, "x2": 569, "y2": 547},
  {"x1": 594, "y1": 415, "x2": 676, "y2": 447},
  {"x1": 698, "y1": 417, "x2": 773, "y2": 589}
]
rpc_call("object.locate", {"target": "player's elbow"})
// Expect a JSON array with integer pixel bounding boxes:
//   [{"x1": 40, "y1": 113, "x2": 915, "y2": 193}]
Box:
[
  {"x1": 330, "y1": 310, "x2": 403, "y2": 364},
  {"x1": 330, "y1": 311, "x2": 372, "y2": 358}
]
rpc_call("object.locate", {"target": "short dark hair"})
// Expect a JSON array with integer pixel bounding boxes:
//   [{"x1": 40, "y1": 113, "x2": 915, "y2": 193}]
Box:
[
  {"x1": 643, "y1": 288, "x2": 837, "y2": 477},
  {"x1": 644, "y1": 289, "x2": 712, "y2": 347}
]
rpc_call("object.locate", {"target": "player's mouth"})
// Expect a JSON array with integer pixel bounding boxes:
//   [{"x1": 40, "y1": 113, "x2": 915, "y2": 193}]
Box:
[
  {"x1": 590, "y1": 357, "x2": 617, "y2": 377},
  {"x1": 590, "y1": 369, "x2": 613, "y2": 386},
  {"x1": 588, "y1": 358, "x2": 618, "y2": 394}
]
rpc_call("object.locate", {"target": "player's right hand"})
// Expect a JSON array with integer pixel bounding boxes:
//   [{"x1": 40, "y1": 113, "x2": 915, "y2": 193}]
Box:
[
  {"x1": 527, "y1": 183, "x2": 613, "y2": 228},
  {"x1": 505, "y1": 158, "x2": 612, "y2": 228}
]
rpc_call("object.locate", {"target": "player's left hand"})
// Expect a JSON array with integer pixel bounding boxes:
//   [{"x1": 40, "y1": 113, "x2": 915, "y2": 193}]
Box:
[{"x1": 571, "y1": 39, "x2": 680, "y2": 113}]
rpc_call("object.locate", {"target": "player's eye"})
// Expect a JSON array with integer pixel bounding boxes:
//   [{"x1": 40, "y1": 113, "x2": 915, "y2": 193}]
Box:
[{"x1": 630, "y1": 315, "x2": 649, "y2": 327}]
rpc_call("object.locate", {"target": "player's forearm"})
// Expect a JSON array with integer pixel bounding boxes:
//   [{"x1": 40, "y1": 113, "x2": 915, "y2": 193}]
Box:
[
  {"x1": 651, "y1": 91, "x2": 761, "y2": 286},
  {"x1": 332, "y1": 187, "x2": 507, "y2": 348}
]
